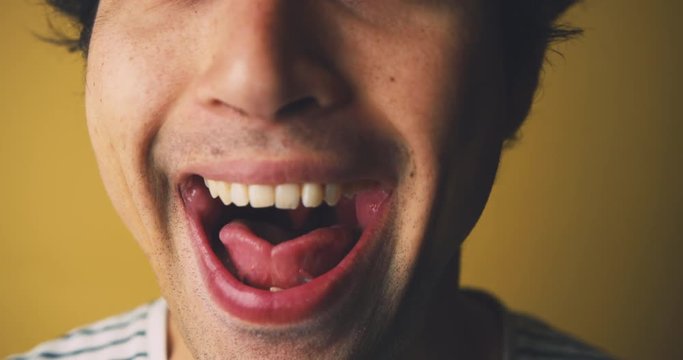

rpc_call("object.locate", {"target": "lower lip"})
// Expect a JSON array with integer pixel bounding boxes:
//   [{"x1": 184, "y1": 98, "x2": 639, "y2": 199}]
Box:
[{"x1": 182, "y1": 186, "x2": 392, "y2": 325}]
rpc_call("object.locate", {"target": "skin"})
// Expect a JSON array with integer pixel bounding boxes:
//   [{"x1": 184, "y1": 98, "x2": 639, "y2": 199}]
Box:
[{"x1": 85, "y1": 0, "x2": 525, "y2": 358}]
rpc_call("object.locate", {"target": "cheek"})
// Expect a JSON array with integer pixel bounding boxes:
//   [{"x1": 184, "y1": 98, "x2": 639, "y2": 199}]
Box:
[
  {"x1": 86, "y1": 3, "x2": 201, "y2": 150},
  {"x1": 84, "y1": 19, "x2": 193, "y2": 249},
  {"x1": 363, "y1": 54, "x2": 470, "y2": 289},
  {"x1": 342, "y1": 31, "x2": 469, "y2": 173},
  {"x1": 338, "y1": 18, "x2": 503, "y2": 288},
  {"x1": 86, "y1": 38, "x2": 177, "y2": 143}
]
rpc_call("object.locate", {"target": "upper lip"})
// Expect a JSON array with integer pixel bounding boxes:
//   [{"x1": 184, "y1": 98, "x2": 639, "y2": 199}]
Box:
[
  {"x1": 153, "y1": 109, "x2": 405, "y2": 189},
  {"x1": 177, "y1": 157, "x2": 397, "y2": 188}
]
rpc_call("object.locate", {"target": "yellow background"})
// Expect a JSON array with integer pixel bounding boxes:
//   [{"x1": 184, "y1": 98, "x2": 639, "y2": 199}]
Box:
[{"x1": 1, "y1": 1, "x2": 681, "y2": 359}]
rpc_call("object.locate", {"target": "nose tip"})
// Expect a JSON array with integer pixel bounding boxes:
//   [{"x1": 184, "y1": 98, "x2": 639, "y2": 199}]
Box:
[
  {"x1": 202, "y1": 57, "x2": 345, "y2": 120},
  {"x1": 195, "y1": 2, "x2": 349, "y2": 121}
]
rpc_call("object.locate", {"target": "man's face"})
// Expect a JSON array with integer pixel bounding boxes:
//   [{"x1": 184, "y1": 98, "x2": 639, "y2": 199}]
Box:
[{"x1": 86, "y1": 1, "x2": 505, "y2": 358}]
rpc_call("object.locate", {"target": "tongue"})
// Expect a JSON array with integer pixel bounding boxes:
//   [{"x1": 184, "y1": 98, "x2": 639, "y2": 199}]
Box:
[{"x1": 219, "y1": 221, "x2": 355, "y2": 289}]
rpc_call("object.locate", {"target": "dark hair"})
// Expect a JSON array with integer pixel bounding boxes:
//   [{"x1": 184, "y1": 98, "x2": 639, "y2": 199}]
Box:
[
  {"x1": 45, "y1": 0, "x2": 581, "y2": 140},
  {"x1": 44, "y1": 0, "x2": 99, "y2": 53},
  {"x1": 45, "y1": 0, "x2": 581, "y2": 53},
  {"x1": 500, "y1": 0, "x2": 583, "y2": 140}
]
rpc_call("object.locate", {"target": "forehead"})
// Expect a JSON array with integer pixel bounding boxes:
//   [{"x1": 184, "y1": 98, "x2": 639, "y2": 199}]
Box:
[{"x1": 91, "y1": 0, "x2": 489, "y2": 27}]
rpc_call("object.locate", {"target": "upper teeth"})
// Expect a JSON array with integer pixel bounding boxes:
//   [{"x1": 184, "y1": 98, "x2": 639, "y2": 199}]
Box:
[{"x1": 203, "y1": 179, "x2": 343, "y2": 209}]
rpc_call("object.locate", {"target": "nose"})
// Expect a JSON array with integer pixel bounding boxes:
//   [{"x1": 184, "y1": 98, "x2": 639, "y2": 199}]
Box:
[{"x1": 195, "y1": 1, "x2": 349, "y2": 121}]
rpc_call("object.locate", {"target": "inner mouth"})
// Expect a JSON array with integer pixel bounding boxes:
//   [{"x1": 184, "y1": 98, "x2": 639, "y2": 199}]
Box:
[
  {"x1": 211, "y1": 204, "x2": 357, "y2": 245},
  {"x1": 193, "y1": 176, "x2": 367, "y2": 291}
]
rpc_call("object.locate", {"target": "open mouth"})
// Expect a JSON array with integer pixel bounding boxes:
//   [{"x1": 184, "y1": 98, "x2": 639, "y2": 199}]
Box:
[
  {"x1": 180, "y1": 175, "x2": 391, "y2": 324},
  {"x1": 203, "y1": 179, "x2": 367, "y2": 291}
]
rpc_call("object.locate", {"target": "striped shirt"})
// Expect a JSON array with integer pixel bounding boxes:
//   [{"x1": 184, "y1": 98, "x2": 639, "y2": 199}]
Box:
[
  {"x1": 504, "y1": 313, "x2": 613, "y2": 360},
  {"x1": 465, "y1": 289, "x2": 614, "y2": 360},
  {"x1": 8, "y1": 300, "x2": 167, "y2": 360},
  {"x1": 9, "y1": 293, "x2": 614, "y2": 359}
]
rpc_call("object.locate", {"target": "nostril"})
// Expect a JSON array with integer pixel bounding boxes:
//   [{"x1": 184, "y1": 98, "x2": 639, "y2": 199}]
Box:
[{"x1": 275, "y1": 97, "x2": 320, "y2": 118}]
